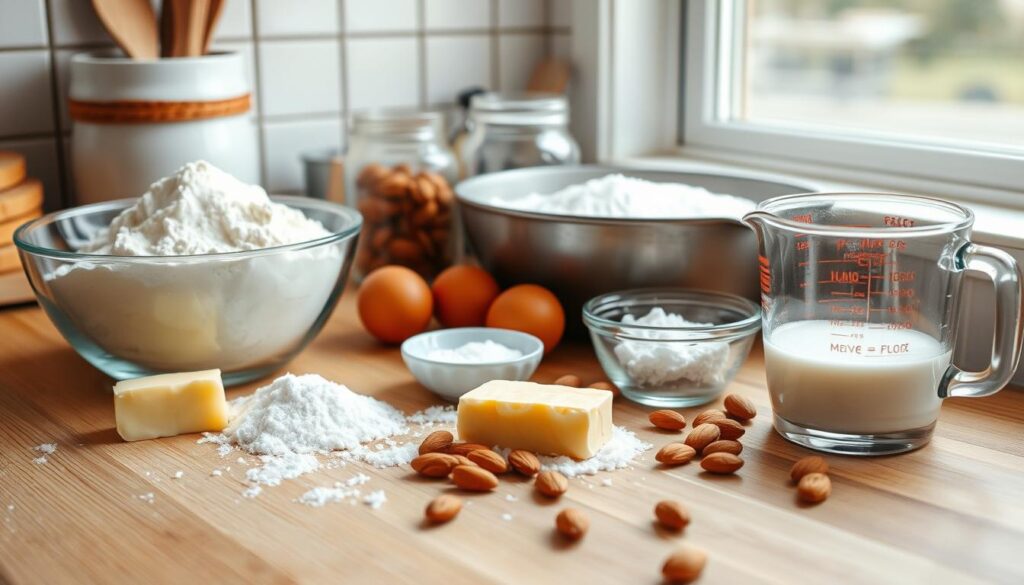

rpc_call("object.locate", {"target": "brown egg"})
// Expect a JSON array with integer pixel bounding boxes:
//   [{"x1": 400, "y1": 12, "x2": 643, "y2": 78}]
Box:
[
  {"x1": 485, "y1": 284, "x2": 565, "y2": 353},
  {"x1": 431, "y1": 265, "x2": 500, "y2": 328},
  {"x1": 358, "y1": 266, "x2": 433, "y2": 344}
]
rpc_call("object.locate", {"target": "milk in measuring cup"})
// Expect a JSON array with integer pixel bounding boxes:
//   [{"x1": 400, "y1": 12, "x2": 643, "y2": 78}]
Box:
[{"x1": 764, "y1": 320, "x2": 952, "y2": 434}]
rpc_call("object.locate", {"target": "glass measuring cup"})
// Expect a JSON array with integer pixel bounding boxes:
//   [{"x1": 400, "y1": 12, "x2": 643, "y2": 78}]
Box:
[{"x1": 745, "y1": 193, "x2": 1023, "y2": 455}]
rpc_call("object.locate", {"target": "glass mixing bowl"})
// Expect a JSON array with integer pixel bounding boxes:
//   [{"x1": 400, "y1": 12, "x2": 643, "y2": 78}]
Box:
[
  {"x1": 14, "y1": 196, "x2": 362, "y2": 386},
  {"x1": 583, "y1": 289, "x2": 761, "y2": 407}
]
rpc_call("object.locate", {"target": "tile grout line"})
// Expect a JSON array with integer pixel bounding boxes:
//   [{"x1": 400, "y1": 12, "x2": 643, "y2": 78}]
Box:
[
  {"x1": 544, "y1": 0, "x2": 553, "y2": 56},
  {"x1": 491, "y1": 0, "x2": 500, "y2": 90},
  {"x1": 248, "y1": 0, "x2": 269, "y2": 187},
  {"x1": 41, "y1": 0, "x2": 70, "y2": 209},
  {"x1": 417, "y1": 0, "x2": 428, "y2": 108},
  {"x1": 339, "y1": 0, "x2": 351, "y2": 148}
]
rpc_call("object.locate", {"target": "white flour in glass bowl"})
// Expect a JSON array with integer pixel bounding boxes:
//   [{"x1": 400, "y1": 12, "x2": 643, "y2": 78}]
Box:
[{"x1": 47, "y1": 161, "x2": 342, "y2": 372}]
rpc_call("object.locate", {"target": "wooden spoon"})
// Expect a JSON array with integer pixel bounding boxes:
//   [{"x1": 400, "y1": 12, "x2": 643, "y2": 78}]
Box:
[
  {"x1": 185, "y1": 0, "x2": 211, "y2": 57},
  {"x1": 202, "y1": 0, "x2": 226, "y2": 55},
  {"x1": 91, "y1": 0, "x2": 160, "y2": 59}
]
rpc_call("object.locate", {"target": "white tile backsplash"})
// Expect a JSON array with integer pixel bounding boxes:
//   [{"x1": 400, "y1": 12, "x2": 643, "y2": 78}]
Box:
[
  {"x1": 263, "y1": 118, "x2": 343, "y2": 192},
  {"x1": 550, "y1": 0, "x2": 572, "y2": 28},
  {"x1": 498, "y1": 0, "x2": 546, "y2": 28},
  {"x1": 258, "y1": 40, "x2": 342, "y2": 117},
  {"x1": 215, "y1": 0, "x2": 254, "y2": 41},
  {"x1": 346, "y1": 38, "x2": 420, "y2": 110},
  {"x1": 424, "y1": 0, "x2": 491, "y2": 31},
  {"x1": 0, "y1": 51, "x2": 54, "y2": 136},
  {"x1": 1, "y1": 0, "x2": 560, "y2": 203},
  {"x1": 498, "y1": 33, "x2": 546, "y2": 91},
  {"x1": 426, "y1": 35, "x2": 491, "y2": 104},
  {"x1": 48, "y1": 0, "x2": 112, "y2": 46},
  {"x1": 0, "y1": 0, "x2": 48, "y2": 48},
  {"x1": 256, "y1": 0, "x2": 339, "y2": 37},
  {"x1": 345, "y1": 0, "x2": 418, "y2": 33}
]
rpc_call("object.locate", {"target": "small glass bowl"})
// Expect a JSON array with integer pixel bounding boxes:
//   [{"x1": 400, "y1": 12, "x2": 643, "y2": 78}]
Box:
[
  {"x1": 14, "y1": 196, "x2": 362, "y2": 386},
  {"x1": 583, "y1": 289, "x2": 761, "y2": 407}
]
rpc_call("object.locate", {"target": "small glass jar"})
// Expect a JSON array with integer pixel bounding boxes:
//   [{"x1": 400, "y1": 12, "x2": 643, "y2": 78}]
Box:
[
  {"x1": 346, "y1": 110, "x2": 458, "y2": 281},
  {"x1": 460, "y1": 93, "x2": 580, "y2": 178}
]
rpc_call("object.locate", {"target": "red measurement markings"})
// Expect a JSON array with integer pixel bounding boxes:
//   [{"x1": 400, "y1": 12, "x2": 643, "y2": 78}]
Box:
[{"x1": 758, "y1": 255, "x2": 771, "y2": 295}]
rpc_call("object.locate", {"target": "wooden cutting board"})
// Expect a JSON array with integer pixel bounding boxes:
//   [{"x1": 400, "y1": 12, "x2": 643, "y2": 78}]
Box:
[
  {"x1": 0, "y1": 292, "x2": 1021, "y2": 584},
  {"x1": 0, "y1": 151, "x2": 26, "y2": 192},
  {"x1": 0, "y1": 178, "x2": 43, "y2": 222}
]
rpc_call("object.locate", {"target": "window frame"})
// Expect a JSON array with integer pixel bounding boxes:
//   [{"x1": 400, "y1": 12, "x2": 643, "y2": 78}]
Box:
[{"x1": 679, "y1": 0, "x2": 1024, "y2": 208}]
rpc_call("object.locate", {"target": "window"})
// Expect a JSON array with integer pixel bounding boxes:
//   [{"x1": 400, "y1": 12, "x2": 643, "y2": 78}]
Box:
[{"x1": 682, "y1": 0, "x2": 1024, "y2": 204}]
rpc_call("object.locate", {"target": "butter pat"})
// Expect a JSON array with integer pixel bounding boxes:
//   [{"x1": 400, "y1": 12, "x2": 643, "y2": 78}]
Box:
[
  {"x1": 457, "y1": 381, "x2": 613, "y2": 459},
  {"x1": 113, "y1": 369, "x2": 228, "y2": 442}
]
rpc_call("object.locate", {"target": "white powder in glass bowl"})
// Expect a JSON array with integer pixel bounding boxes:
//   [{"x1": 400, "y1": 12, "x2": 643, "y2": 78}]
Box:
[
  {"x1": 613, "y1": 308, "x2": 730, "y2": 387},
  {"x1": 47, "y1": 161, "x2": 343, "y2": 372}
]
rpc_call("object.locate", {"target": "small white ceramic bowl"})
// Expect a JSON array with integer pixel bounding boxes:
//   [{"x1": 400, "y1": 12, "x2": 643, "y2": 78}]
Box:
[{"x1": 401, "y1": 328, "x2": 544, "y2": 402}]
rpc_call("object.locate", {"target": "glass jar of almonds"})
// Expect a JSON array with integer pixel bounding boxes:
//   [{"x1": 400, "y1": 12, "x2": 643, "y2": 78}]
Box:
[{"x1": 346, "y1": 110, "x2": 458, "y2": 281}]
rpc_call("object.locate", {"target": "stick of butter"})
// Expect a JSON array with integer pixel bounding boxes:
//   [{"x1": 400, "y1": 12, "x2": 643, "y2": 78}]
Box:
[
  {"x1": 457, "y1": 380, "x2": 613, "y2": 460},
  {"x1": 113, "y1": 369, "x2": 229, "y2": 442}
]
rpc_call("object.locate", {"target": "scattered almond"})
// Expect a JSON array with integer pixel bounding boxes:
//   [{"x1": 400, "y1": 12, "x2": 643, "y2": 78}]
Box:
[
  {"x1": 451, "y1": 465, "x2": 498, "y2": 491},
  {"x1": 683, "y1": 423, "x2": 721, "y2": 453},
  {"x1": 700, "y1": 452, "x2": 744, "y2": 474},
  {"x1": 447, "y1": 442, "x2": 490, "y2": 456},
  {"x1": 654, "y1": 500, "x2": 690, "y2": 531},
  {"x1": 649, "y1": 409, "x2": 687, "y2": 431},
  {"x1": 797, "y1": 472, "x2": 831, "y2": 503},
  {"x1": 711, "y1": 418, "x2": 745, "y2": 440},
  {"x1": 702, "y1": 440, "x2": 743, "y2": 456},
  {"x1": 555, "y1": 508, "x2": 589, "y2": 541},
  {"x1": 508, "y1": 449, "x2": 541, "y2": 477},
  {"x1": 587, "y1": 381, "x2": 620, "y2": 398},
  {"x1": 411, "y1": 453, "x2": 457, "y2": 478},
  {"x1": 554, "y1": 374, "x2": 582, "y2": 387},
  {"x1": 467, "y1": 449, "x2": 508, "y2": 474},
  {"x1": 692, "y1": 409, "x2": 726, "y2": 427},
  {"x1": 662, "y1": 544, "x2": 708, "y2": 583},
  {"x1": 655, "y1": 443, "x2": 697, "y2": 466},
  {"x1": 425, "y1": 494, "x2": 462, "y2": 524},
  {"x1": 418, "y1": 430, "x2": 454, "y2": 455},
  {"x1": 535, "y1": 470, "x2": 569, "y2": 498},
  {"x1": 790, "y1": 456, "x2": 829, "y2": 483},
  {"x1": 723, "y1": 393, "x2": 757, "y2": 420},
  {"x1": 450, "y1": 454, "x2": 476, "y2": 467}
]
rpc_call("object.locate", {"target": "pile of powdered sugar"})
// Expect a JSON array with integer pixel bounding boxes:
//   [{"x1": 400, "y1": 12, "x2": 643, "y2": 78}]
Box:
[
  {"x1": 224, "y1": 373, "x2": 408, "y2": 455},
  {"x1": 614, "y1": 307, "x2": 730, "y2": 387},
  {"x1": 83, "y1": 160, "x2": 329, "y2": 256},
  {"x1": 490, "y1": 174, "x2": 755, "y2": 219},
  {"x1": 199, "y1": 373, "x2": 458, "y2": 500}
]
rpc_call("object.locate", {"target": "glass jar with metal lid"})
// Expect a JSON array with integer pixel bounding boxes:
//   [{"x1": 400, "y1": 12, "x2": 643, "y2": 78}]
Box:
[
  {"x1": 459, "y1": 93, "x2": 580, "y2": 178},
  {"x1": 346, "y1": 110, "x2": 458, "y2": 281}
]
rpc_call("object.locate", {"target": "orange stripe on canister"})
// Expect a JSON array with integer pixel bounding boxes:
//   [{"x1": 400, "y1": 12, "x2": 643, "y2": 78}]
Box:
[{"x1": 68, "y1": 94, "x2": 251, "y2": 124}]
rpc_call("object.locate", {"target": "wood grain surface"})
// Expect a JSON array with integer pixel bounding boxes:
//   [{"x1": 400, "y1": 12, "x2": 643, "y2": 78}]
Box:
[{"x1": 0, "y1": 292, "x2": 1021, "y2": 585}]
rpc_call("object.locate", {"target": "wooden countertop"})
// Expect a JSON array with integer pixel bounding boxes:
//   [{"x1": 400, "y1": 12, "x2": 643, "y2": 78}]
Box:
[{"x1": 1, "y1": 293, "x2": 1022, "y2": 585}]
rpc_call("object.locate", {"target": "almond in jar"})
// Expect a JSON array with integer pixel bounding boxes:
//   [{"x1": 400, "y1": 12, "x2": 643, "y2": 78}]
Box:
[{"x1": 346, "y1": 110, "x2": 458, "y2": 281}]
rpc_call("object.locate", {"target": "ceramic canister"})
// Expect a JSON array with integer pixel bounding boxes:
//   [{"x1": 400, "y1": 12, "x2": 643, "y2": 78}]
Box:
[{"x1": 68, "y1": 50, "x2": 259, "y2": 204}]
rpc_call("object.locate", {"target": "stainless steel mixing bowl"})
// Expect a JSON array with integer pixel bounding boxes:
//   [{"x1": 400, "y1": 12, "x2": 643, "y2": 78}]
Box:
[{"x1": 455, "y1": 165, "x2": 818, "y2": 322}]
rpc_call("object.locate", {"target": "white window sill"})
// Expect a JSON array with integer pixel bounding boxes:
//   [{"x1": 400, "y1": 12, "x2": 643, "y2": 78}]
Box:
[{"x1": 615, "y1": 153, "x2": 1024, "y2": 252}]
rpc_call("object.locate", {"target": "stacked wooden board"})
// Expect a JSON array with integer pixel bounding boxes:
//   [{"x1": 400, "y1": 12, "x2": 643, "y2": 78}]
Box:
[{"x1": 0, "y1": 151, "x2": 42, "y2": 305}]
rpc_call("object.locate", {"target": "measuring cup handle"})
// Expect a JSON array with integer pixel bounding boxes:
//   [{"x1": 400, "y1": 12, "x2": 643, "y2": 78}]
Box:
[{"x1": 940, "y1": 243, "x2": 1024, "y2": 399}]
